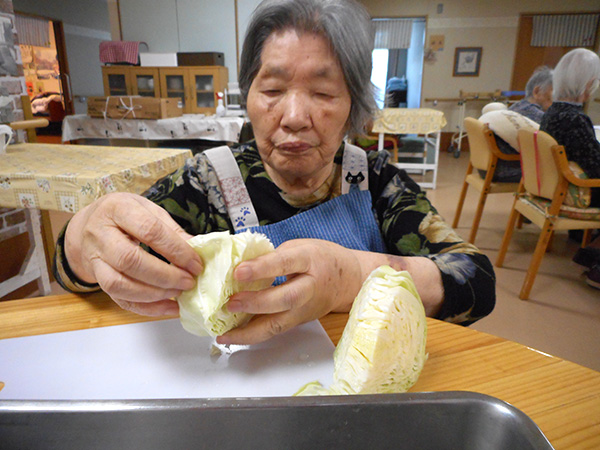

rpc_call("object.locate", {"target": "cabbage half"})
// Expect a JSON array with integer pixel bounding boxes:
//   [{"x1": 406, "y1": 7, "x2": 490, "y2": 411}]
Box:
[
  {"x1": 295, "y1": 265, "x2": 427, "y2": 395},
  {"x1": 177, "y1": 231, "x2": 274, "y2": 337}
]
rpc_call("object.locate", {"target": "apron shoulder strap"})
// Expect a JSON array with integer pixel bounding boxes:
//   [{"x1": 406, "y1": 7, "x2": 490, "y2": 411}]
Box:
[
  {"x1": 203, "y1": 146, "x2": 260, "y2": 232},
  {"x1": 342, "y1": 142, "x2": 369, "y2": 194}
]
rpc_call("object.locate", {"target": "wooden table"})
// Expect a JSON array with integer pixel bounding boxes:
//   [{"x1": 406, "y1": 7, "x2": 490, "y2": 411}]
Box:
[
  {"x1": 0, "y1": 143, "x2": 191, "y2": 298},
  {"x1": 1, "y1": 292, "x2": 599, "y2": 450}
]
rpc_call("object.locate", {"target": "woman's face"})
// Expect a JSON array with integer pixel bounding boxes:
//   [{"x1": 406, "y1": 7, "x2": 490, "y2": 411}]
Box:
[
  {"x1": 246, "y1": 29, "x2": 351, "y2": 192},
  {"x1": 532, "y1": 85, "x2": 553, "y2": 111}
]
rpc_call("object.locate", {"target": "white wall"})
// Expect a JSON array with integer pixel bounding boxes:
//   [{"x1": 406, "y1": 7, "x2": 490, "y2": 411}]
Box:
[
  {"x1": 119, "y1": 0, "x2": 179, "y2": 52},
  {"x1": 120, "y1": 0, "x2": 239, "y2": 84},
  {"x1": 13, "y1": 0, "x2": 112, "y2": 114}
]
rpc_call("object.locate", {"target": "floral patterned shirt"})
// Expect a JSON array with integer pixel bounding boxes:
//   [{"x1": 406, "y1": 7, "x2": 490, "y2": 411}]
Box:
[{"x1": 54, "y1": 141, "x2": 496, "y2": 325}]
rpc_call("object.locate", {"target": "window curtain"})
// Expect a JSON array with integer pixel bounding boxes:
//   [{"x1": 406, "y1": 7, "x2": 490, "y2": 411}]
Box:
[
  {"x1": 15, "y1": 15, "x2": 51, "y2": 48},
  {"x1": 531, "y1": 14, "x2": 599, "y2": 47},
  {"x1": 373, "y1": 19, "x2": 413, "y2": 49}
]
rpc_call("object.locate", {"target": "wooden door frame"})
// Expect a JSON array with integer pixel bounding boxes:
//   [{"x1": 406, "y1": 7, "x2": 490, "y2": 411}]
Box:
[
  {"x1": 52, "y1": 21, "x2": 74, "y2": 115},
  {"x1": 14, "y1": 11, "x2": 74, "y2": 115}
]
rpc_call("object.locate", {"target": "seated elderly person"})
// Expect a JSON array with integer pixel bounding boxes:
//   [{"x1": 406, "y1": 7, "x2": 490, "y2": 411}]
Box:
[
  {"x1": 540, "y1": 48, "x2": 600, "y2": 290},
  {"x1": 54, "y1": 0, "x2": 496, "y2": 345},
  {"x1": 509, "y1": 66, "x2": 553, "y2": 123}
]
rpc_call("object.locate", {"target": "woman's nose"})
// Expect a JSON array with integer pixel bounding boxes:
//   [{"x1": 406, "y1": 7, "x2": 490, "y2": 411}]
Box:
[{"x1": 280, "y1": 92, "x2": 312, "y2": 131}]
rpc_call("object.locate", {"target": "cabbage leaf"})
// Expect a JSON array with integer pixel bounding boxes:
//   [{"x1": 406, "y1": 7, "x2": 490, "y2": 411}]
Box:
[
  {"x1": 295, "y1": 265, "x2": 427, "y2": 395},
  {"x1": 177, "y1": 231, "x2": 274, "y2": 337}
]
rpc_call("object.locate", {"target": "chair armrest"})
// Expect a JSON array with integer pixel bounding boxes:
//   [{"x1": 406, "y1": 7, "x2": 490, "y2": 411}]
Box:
[
  {"x1": 552, "y1": 145, "x2": 600, "y2": 188},
  {"x1": 496, "y1": 152, "x2": 521, "y2": 162},
  {"x1": 9, "y1": 118, "x2": 49, "y2": 130},
  {"x1": 485, "y1": 128, "x2": 521, "y2": 162}
]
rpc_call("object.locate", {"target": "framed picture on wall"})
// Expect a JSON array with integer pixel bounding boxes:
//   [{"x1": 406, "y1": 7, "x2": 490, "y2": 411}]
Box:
[{"x1": 453, "y1": 47, "x2": 482, "y2": 77}]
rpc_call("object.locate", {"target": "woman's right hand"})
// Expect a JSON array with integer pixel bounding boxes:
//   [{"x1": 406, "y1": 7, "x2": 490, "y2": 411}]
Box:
[{"x1": 64, "y1": 193, "x2": 203, "y2": 316}]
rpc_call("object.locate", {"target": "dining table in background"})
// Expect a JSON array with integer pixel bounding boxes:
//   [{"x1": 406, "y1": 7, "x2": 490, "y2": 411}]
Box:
[
  {"x1": 371, "y1": 107, "x2": 447, "y2": 189},
  {"x1": 0, "y1": 291, "x2": 598, "y2": 450},
  {"x1": 62, "y1": 113, "x2": 246, "y2": 144},
  {"x1": 0, "y1": 143, "x2": 192, "y2": 298}
]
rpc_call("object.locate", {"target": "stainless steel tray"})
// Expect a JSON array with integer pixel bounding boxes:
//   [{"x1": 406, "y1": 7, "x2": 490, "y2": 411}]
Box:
[{"x1": 0, "y1": 391, "x2": 553, "y2": 449}]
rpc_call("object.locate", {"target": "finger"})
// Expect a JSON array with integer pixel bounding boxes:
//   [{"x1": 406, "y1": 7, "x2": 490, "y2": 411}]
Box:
[
  {"x1": 234, "y1": 244, "x2": 312, "y2": 282},
  {"x1": 109, "y1": 196, "x2": 203, "y2": 276},
  {"x1": 92, "y1": 257, "x2": 187, "y2": 302},
  {"x1": 228, "y1": 274, "x2": 315, "y2": 314},
  {"x1": 217, "y1": 311, "x2": 296, "y2": 346},
  {"x1": 113, "y1": 298, "x2": 180, "y2": 317},
  {"x1": 91, "y1": 226, "x2": 197, "y2": 291}
]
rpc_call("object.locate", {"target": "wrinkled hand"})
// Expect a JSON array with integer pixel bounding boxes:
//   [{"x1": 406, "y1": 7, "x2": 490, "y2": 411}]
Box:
[
  {"x1": 64, "y1": 193, "x2": 203, "y2": 316},
  {"x1": 217, "y1": 239, "x2": 364, "y2": 345}
]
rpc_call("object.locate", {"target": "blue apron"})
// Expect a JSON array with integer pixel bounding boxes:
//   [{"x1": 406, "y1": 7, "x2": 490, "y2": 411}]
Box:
[{"x1": 204, "y1": 143, "x2": 387, "y2": 283}]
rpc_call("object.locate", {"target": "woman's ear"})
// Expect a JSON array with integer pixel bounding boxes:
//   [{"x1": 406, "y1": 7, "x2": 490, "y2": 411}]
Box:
[
  {"x1": 586, "y1": 78, "x2": 599, "y2": 96},
  {"x1": 578, "y1": 78, "x2": 599, "y2": 103}
]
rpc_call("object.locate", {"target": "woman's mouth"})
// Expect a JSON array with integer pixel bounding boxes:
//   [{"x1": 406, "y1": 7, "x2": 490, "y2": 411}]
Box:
[{"x1": 276, "y1": 141, "x2": 314, "y2": 153}]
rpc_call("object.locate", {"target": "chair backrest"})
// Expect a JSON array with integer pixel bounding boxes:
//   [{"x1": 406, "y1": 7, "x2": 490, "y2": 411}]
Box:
[
  {"x1": 517, "y1": 129, "x2": 560, "y2": 200},
  {"x1": 20, "y1": 95, "x2": 37, "y2": 142},
  {"x1": 464, "y1": 117, "x2": 495, "y2": 170}
]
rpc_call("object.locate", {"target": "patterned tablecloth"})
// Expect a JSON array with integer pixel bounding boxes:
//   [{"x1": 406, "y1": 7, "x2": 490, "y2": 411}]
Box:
[
  {"x1": 62, "y1": 114, "x2": 245, "y2": 143},
  {"x1": 0, "y1": 143, "x2": 192, "y2": 213},
  {"x1": 371, "y1": 108, "x2": 447, "y2": 135}
]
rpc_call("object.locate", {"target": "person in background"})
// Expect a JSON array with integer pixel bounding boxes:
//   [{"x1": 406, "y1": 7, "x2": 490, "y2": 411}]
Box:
[
  {"x1": 540, "y1": 48, "x2": 600, "y2": 290},
  {"x1": 509, "y1": 66, "x2": 553, "y2": 123},
  {"x1": 53, "y1": 0, "x2": 496, "y2": 344},
  {"x1": 385, "y1": 76, "x2": 408, "y2": 108}
]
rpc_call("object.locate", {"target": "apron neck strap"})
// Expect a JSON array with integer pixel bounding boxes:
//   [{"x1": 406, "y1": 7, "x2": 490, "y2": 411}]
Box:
[
  {"x1": 203, "y1": 146, "x2": 260, "y2": 232},
  {"x1": 341, "y1": 142, "x2": 369, "y2": 194}
]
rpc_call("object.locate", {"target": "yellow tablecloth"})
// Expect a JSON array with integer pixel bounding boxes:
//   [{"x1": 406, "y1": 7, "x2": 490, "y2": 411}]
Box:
[
  {"x1": 372, "y1": 108, "x2": 447, "y2": 135},
  {"x1": 0, "y1": 143, "x2": 192, "y2": 213}
]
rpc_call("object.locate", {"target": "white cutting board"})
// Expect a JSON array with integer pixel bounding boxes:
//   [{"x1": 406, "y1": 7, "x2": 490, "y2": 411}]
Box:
[{"x1": 0, "y1": 319, "x2": 334, "y2": 400}]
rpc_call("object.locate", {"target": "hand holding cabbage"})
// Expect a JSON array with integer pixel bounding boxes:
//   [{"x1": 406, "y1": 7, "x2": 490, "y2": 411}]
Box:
[
  {"x1": 177, "y1": 235, "x2": 365, "y2": 344},
  {"x1": 177, "y1": 232, "x2": 428, "y2": 395}
]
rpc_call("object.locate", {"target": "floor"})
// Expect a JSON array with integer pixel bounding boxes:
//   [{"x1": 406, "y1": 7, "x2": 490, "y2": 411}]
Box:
[
  {"x1": 422, "y1": 150, "x2": 600, "y2": 372},
  {"x1": 41, "y1": 147, "x2": 600, "y2": 372}
]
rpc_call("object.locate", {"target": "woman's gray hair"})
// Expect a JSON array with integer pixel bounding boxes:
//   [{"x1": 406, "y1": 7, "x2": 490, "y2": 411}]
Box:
[
  {"x1": 239, "y1": 0, "x2": 376, "y2": 136},
  {"x1": 525, "y1": 66, "x2": 553, "y2": 98},
  {"x1": 552, "y1": 48, "x2": 600, "y2": 101}
]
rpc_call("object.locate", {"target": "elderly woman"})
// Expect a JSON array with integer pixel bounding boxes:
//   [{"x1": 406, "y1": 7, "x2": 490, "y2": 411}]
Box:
[
  {"x1": 54, "y1": 0, "x2": 495, "y2": 344},
  {"x1": 540, "y1": 48, "x2": 600, "y2": 289},
  {"x1": 509, "y1": 66, "x2": 553, "y2": 123}
]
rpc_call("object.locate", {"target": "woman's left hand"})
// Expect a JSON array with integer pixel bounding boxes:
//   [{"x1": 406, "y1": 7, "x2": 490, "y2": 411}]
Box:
[{"x1": 216, "y1": 239, "x2": 364, "y2": 345}]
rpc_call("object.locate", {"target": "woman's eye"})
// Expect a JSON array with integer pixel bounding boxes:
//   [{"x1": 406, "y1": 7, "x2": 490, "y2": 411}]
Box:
[
  {"x1": 315, "y1": 92, "x2": 334, "y2": 99},
  {"x1": 263, "y1": 89, "x2": 282, "y2": 96}
]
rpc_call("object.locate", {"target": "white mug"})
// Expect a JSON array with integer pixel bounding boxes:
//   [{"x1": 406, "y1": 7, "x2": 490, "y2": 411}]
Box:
[{"x1": 0, "y1": 125, "x2": 13, "y2": 153}]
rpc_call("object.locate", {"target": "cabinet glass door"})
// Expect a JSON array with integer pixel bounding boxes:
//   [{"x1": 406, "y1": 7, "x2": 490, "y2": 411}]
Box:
[
  {"x1": 134, "y1": 74, "x2": 158, "y2": 97},
  {"x1": 164, "y1": 74, "x2": 187, "y2": 108},
  {"x1": 194, "y1": 74, "x2": 215, "y2": 109},
  {"x1": 107, "y1": 74, "x2": 128, "y2": 96}
]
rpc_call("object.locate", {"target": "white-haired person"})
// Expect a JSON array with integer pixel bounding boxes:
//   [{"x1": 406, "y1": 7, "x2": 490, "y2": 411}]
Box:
[
  {"x1": 540, "y1": 48, "x2": 600, "y2": 290},
  {"x1": 509, "y1": 66, "x2": 553, "y2": 123},
  {"x1": 53, "y1": 0, "x2": 496, "y2": 344}
]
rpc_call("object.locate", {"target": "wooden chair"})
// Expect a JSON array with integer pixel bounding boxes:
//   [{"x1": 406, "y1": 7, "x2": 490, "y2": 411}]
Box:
[
  {"x1": 12, "y1": 95, "x2": 49, "y2": 143},
  {"x1": 355, "y1": 131, "x2": 399, "y2": 162},
  {"x1": 452, "y1": 117, "x2": 521, "y2": 244},
  {"x1": 496, "y1": 129, "x2": 600, "y2": 300}
]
